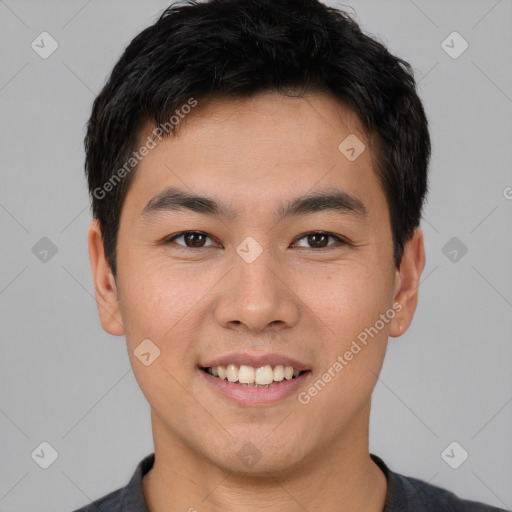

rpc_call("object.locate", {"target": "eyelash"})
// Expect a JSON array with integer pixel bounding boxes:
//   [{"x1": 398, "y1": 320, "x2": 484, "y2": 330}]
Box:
[{"x1": 162, "y1": 231, "x2": 350, "y2": 250}]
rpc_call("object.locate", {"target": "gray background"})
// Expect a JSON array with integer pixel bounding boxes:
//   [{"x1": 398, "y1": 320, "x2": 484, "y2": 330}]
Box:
[{"x1": 0, "y1": 1, "x2": 511, "y2": 511}]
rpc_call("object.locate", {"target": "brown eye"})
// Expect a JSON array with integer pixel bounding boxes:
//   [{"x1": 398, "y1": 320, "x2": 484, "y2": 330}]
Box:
[
  {"x1": 165, "y1": 231, "x2": 216, "y2": 248},
  {"x1": 307, "y1": 233, "x2": 329, "y2": 248},
  {"x1": 293, "y1": 231, "x2": 346, "y2": 249},
  {"x1": 184, "y1": 232, "x2": 207, "y2": 247}
]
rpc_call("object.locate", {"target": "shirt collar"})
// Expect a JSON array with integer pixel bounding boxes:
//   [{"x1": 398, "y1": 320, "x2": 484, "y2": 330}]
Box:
[{"x1": 120, "y1": 452, "x2": 154, "y2": 512}]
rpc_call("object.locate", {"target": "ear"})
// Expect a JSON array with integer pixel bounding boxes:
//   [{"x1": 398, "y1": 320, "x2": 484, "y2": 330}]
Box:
[
  {"x1": 87, "y1": 219, "x2": 125, "y2": 336},
  {"x1": 389, "y1": 227, "x2": 426, "y2": 338}
]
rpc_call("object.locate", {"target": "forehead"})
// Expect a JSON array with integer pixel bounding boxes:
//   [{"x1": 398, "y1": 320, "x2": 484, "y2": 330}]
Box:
[
  {"x1": 124, "y1": 91, "x2": 384, "y2": 224},
  {"x1": 158, "y1": 91, "x2": 369, "y2": 157}
]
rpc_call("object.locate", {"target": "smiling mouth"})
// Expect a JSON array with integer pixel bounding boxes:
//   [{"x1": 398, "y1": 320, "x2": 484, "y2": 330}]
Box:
[{"x1": 200, "y1": 364, "x2": 310, "y2": 387}]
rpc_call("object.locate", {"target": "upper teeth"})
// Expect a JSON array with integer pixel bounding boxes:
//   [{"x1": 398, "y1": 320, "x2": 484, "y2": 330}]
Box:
[{"x1": 207, "y1": 364, "x2": 301, "y2": 385}]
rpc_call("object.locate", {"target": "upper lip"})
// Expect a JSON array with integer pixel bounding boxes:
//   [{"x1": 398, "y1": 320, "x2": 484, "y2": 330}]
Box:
[{"x1": 200, "y1": 353, "x2": 310, "y2": 371}]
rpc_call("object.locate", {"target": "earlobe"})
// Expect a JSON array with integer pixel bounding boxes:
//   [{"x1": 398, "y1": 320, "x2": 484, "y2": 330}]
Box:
[
  {"x1": 87, "y1": 219, "x2": 125, "y2": 336},
  {"x1": 389, "y1": 227, "x2": 426, "y2": 338}
]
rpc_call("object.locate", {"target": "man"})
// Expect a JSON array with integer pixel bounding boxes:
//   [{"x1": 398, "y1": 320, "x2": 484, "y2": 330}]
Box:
[{"x1": 73, "y1": 0, "x2": 505, "y2": 510}]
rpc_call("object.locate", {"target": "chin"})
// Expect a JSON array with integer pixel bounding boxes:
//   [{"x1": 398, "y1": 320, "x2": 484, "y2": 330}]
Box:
[{"x1": 204, "y1": 433, "x2": 310, "y2": 477}]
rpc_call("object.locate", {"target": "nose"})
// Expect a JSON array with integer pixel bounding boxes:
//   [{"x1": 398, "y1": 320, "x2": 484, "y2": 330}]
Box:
[{"x1": 214, "y1": 245, "x2": 300, "y2": 334}]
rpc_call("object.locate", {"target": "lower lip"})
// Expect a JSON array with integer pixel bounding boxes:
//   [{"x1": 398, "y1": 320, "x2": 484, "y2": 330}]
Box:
[{"x1": 199, "y1": 368, "x2": 311, "y2": 406}]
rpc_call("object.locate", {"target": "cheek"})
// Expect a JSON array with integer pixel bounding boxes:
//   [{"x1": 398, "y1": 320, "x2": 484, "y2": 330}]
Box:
[
  {"x1": 120, "y1": 270, "x2": 202, "y2": 408},
  {"x1": 118, "y1": 253, "x2": 200, "y2": 331},
  {"x1": 298, "y1": 269, "x2": 390, "y2": 413},
  {"x1": 299, "y1": 262, "x2": 392, "y2": 401},
  {"x1": 118, "y1": 259, "x2": 220, "y2": 384},
  {"x1": 304, "y1": 262, "x2": 392, "y2": 338}
]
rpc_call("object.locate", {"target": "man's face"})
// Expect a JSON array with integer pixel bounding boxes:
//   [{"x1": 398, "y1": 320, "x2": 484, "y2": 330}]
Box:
[{"x1": 91, "y1": 91, "x2": 420, "y2": 474}]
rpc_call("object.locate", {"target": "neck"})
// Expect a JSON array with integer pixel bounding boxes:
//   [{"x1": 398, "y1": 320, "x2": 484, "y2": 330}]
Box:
[{"x1": 142, "y1": 405, "x2": 387, "y2": 512}]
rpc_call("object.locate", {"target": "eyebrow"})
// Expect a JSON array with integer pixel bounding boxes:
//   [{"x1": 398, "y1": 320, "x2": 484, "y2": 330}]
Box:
[{"x1": 141, "y1": 186, "x2": 368, "y2": 223}]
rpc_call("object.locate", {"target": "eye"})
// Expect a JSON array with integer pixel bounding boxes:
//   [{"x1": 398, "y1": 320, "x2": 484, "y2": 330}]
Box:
[
  {"x1": 163, "y1": 231, "x2": 218, "y2": 248},
  {"x1": 292, "y1": 231, "x2": 347, "y2": 249},
  {"x1": 162, "y1": 230, "x2": 348, "y2": 250}
]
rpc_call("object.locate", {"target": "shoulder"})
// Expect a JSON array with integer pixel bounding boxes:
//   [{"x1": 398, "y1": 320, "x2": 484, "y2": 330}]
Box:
[
  {"x1": 69, "y1": 452, "x2": 155, "y2": 512},
  {"x1": 395, "y1": 472, "x2": 506, "y2": 511},
  {"x1": 371, "y1": 454, "x2": 507, "y2": 512},
  {"x1": 70, "y1": 486, "x2": 123, "y2": 512}
]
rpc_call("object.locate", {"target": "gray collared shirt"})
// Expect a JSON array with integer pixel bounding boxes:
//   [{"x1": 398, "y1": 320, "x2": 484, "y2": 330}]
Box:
[{"x1": 71, "y1": 452, "x2": 507, "y2": 511}]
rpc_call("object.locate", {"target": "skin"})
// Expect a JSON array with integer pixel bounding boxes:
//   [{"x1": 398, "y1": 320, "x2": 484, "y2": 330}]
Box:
[{"x1": 88, "y1": 91, "x2": 425, "y2": 512}]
